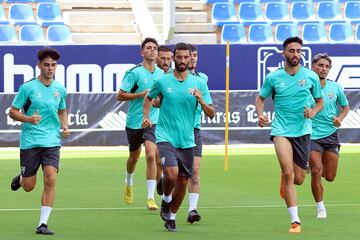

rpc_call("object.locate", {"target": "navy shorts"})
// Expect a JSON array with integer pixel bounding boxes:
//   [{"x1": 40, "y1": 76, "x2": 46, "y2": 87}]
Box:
[
  {"x1": 271, "y1": 134, "x2": 311, "y2": 170},
  {"x1": 194, "y1": 128, "x2": 202, "y2": 157},
  {"x1": 20, "y1": 146, "x2": 60, "y2": 177},
  {"x1": 125, "y1": 125, "x2": 156, "y2": 152},
  {"x1": 157, "y1": 142, "x2": 194, "y2": 177},
  {"x1": 311, "y1": 131, "x2": 340, "y2": 156}
]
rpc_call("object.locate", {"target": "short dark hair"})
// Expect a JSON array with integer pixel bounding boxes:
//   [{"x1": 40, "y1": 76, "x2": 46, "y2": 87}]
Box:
[
  {"x1": 283, "y1": 37, "x2": 303, "y2": 49},
  {"x1": 173, "y1": 42, "x2": 190, "y2": 56},
  {"x1": 312, "y1": 53, "x2": 332, "y2": 68},
  {"x1": 141, "y1": 37, "x2": 158, "y2": 49},
  {"x1": 158, "y1": 45, "x2": 172, "y2": 53},
  {"x1": 187, "y1": 43, "x2": 198, "y2": 53},
  {"x1": 37, "y1": 47, "x2": 60, "y2": 61}
]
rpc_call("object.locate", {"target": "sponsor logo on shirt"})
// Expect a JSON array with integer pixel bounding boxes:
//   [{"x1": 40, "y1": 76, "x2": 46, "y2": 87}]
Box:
[
  {"x1": 328, "y1": 92, "x2": 335, "y2": 99},
  {"x1": 53, "y1": 91, "x2": 60, "y2": 100},
  {"x1": 167, "y1": 88, "x2": 173, "y2": 93}
]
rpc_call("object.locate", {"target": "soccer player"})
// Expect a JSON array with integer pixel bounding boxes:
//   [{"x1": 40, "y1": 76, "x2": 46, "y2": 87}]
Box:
[
  {"x1": 310, "y1": 53, "x2": 349, "y2": 218},
  {"x1": 9, "y1": 47, "x2": 69, "y2": 235},
  {"x1": 157, "y1": 45, "x2": 172, "y2": 73},
  {"x1": 117, "y1": 37, "x2": 164, "y2": 210},
  {"x1": 186, "y1": 43, "x2": 210, "y2": 224},
  {"x1": 142, "y1": 42, "x2": 215, "y2": 232},
  {"x1": 255, "y1": 37, "x2": 324, "y2": 233}
]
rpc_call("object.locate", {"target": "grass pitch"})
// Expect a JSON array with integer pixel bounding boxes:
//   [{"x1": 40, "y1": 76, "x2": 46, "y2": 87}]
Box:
[{"x1": 0, "y1": 145, "x2": 359, "y2": 240}]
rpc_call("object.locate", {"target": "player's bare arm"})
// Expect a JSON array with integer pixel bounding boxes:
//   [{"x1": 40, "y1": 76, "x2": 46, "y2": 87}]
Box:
[
  {"x1": 9, "y1": 107, "x2": 41, "y2": 125},
  {"x1": 255, "y1": 95, "x2": 269, "y2": 127},
  {"x1": 193, "y1": 89, "x2": 215, "y2": 119},
  {"x1": 117, "y1": 89, "x2": 148, "y2": 101},
  {"x1": 304, "y1": 97, "x2": 324, "y2": 119},
  {"x1": 58, "y1": 109, "x2": 70, "y2": 137},
  {"x1": 142, "y1": 95, "x2": 153, "y2": 128},
  {"x1": 333, "y1": 105, "x2": 350, "y2": 127}
]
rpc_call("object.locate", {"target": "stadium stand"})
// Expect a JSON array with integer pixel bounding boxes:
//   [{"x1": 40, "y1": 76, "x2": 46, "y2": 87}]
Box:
[
  {"x1": 36, "y1": 2, "x2": 64, "y2": 26},
  {"x1": 248, "y1": 23, "x2": 273, "y2": 43},
  {"x1": 19, "y1": 24, "x2": 45, "y2": 44},
  {"x1": 329, "y1": 22, "x2": 354, "y2": 43},
  {"x1": 221, "y1": 23, "x2": 247, "y2": 44},
  {"x1": 46, "y1": 24, "x2": 72, "y2": 44},
  {"x1": 264, "y1": 2, "x2": 291, "y2": 24},
  {"x1": 317, "y1": 1, "x2": 343, "y2": 24},
  {"x1": 238, "y1": 2, "x2": 265, "y2": 26},
  {"x1": 0, "y1": 24, "x2": 18, "y2": 43},
  {"x1": 8, "y1": 3, "x2": 36, "y2": 25},
  {"x1": 211, "y1": 2, "x2": 238, "y2": 26},
  {"x1": 275, "y1": 23, "x2": 299, "y2": 43},
  {"x1": 290, "y1": 1, "x2": 317, "y2": 24},
  {"x1": 344, "y1": 1, "x2": 360, "y2": 24},
  {"x1": 302, "y1": 22, "x2": 328, "y2": 43}
]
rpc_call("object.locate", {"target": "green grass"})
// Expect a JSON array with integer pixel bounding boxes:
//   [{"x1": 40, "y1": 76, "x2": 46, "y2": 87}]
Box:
[{"x1": 0, "y1": 146, "x2": 359, "y2": 240}]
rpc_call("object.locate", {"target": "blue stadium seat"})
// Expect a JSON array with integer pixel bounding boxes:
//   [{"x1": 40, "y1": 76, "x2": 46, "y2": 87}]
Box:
[
  {"x1": 47, "y1": 24, "x2": 73, "y2": 44},
  {"x1": 221, "y1": 23, "x2": 247, "y2": 44},
  {"x1": 5, "y1": 0, "x2": 35, "y2": 2},
  {"x1": 234, "y1": 0, "x2": 260, "y2": 3},
  {"x1": 206, "y1": 0, "x2": 230, "y2": 3},
  {"x1": 344, "y1": 1, "x2": 360, "y2": 24},
  {"x1": 329, "y1": 22, "x2": 354, "y2": 43},
  {"x1": 302, "y1": 23, "x2": 327, "y2": 43},
  {"x1": 211, "y1": 2, "x2": 238, "y2": 26},
  {"x1": 0, "y1": 25, "x2": 18, "y2": 44},
  {"x1": 248, "y1": 23, "x2": 273, "y2": 44},
  {"x1": 265, "y1": 2, "x2": 291, "y2": 24},
  {"x1": 238, "y1": 2, "x2": 265, "y2": 26},
  {"x1": 317, "y1": 1, "x2": 343, "y2": 23},
  {"x1": 291, "y1": 2, "x2": 316, "y2": 24},
  {"x1": 356, "y1": 23, "x2": 360, "y2": 43},
  {"x1": 37, "y1": 3, "x2": 64, "y2": 26},
  {"x1": 9, "y1": 3, "x2": 36, "y2": 25},
  {"x1": 0, "y1": 5, "x2": 9, "y2": 24},
  {"x1": 275, "y1": 23, "x2": 299, "y2": 43},
  {"x1": 19, "y1": 24, "x2": 45, "y2": 44}
]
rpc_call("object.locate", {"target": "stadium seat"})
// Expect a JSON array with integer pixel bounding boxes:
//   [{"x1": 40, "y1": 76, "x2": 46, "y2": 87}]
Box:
[
  {"x1": 317, "y1": 1, "x2": 343, "y2": 23},
  {"x1": 248, "y1": 23, "x2": 273, "y2": 44},
  {"x1": 0, "y1": 5, "x2": 9, "y2": 24},
  {"x1": 291, "y1": 2, "x2": 316, "y2": 24},
  {"x1": 211, "y1": 2, "x2": 238, "y2": 26},
  {"x1": 37, "y1": 3, "x2": 64, "y2": 27},
  {"x1": 265, "y1": 2, "x2": 291, "y2": 24},
  {"x1": 221, "y1": 23, "x2": 247, "y2": 44},
  {"x1": 5, "y1": 0, "x2": 35, "y2": 2},
  {"x1": 329, "y1": 22, "x2": 354, "y2": 43},
  {"x1": 46, "y1": 24, "x2": 73, "y2": 44},
  {"x1": 238, "y1": 2, "x2": 265, "y2": 26},
  {"x1": 206, "y1": 0, "x2": 230, "y2": 3},
  {"x1": 302, "y1": 23, "x2": 328, "y2": 43},
  {"x1": 19, "y1": 24, "x2": 45, "y2": 44},
  {"x1": 234, "y1": 0, "x2": 260, "y2": 3},
  {"x1": 0, "y1": 25, "x2": 18, "y2": 44},
  {"x1": 344, "y1": 1, "x2": 360, "y2": 24},
  {"x1": 275, "y1": 23, "x2": 299, "y2": 43},
  {"x1": 8, "y1": 3, "x2": 36, "y2": 25}
]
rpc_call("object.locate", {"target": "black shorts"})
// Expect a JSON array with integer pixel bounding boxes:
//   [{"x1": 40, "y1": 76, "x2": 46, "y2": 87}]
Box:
[
  {"x1": 311, "y1": 131, "x2": 340, "y2": 156},
  {"x1": 157, "y1": 142, "x2": 194, "y2": 177},
  {"x1": 194, "y1": 128, "x2": 202, "y2": 157},
  {"x1": 20, "y1": 146, "x2": 60, "y2": 177},
  {"x1": 271, "y1": 134, "x2": 311, "y2": 170},
  {"x1": 125, "y1": 125, "x2": 156, "y2": 152}
]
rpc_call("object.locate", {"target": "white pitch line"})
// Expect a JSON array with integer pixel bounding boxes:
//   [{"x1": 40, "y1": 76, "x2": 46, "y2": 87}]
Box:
[{"x1": 0, "y1": 203, "x2": 359, "y2": 212}]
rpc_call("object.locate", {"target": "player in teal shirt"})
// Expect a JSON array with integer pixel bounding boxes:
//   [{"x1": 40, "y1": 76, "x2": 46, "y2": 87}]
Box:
[
  {"x1": 186, "y1": 44, "x2": 213, "y2": 224},
  {"x1": 142, "y1": 43, "x2": 214, "y2": 232},
  {"x1": 309, "y1": 53, "x2": 349, "y2": 219},
  {"x1": 156, "y1": 45, "x2": 173, "y2": 73},
  {"x1": 255, "y1": 37, "x2": 324, "y2": 234},
  {"x1": 117, "y1": 37, "x2": 164, "y2": 211},
  {"x1": 9, "y1": 48, "x2": 69, "y2": 235}
]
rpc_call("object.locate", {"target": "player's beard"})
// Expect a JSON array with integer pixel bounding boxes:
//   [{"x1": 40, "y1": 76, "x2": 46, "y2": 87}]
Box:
[
  {"x1": 175, "y1": 62, "x2": 188, "y2": 72},
  {"x1": 286, "y1": 56, "x2": 299, "y2": 67}
]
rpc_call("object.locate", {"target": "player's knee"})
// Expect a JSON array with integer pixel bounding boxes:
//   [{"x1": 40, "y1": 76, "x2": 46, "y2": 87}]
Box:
[
  {"x1": 311, "y1": 166, "x2": 322, "y2": 176},
  {"x1": 22, "y1": 183, "x2": 35, "y2": 192},
  {"x1": 325, "y1": 173, "x2": 336, "y2": 182},
  {"x1": 44, "y1": 175, "x2": 56, "y2": 188},
  {"x1": 294, "y1": 176, "x2": 304, "y2": 185},
  {"x1": 282, "y1": 170, "x2": 294, "y2": 182}
]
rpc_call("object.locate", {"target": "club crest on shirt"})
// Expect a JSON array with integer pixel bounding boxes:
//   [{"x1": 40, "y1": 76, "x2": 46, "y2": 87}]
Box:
[
  {"x1": 328, "y1": 92, "x2": 335, "y2": 99},
  {"x1": 53, "y1": 91, "x2": 60, "y2": 100},
  {"x1": 36, "y1": 92, "x2": 42, "y2": 98},
  {"x1": 299, "y1": 80, "x2": 306, "y2": 86}
]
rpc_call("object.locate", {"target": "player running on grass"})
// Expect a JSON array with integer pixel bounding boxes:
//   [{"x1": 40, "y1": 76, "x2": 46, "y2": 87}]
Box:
[
  {"x1": 310, "y1": 53, "x2": 349, "y2": 218},
  {"x1": 255, "y1": 37, "x2": 323, "y2": 233},
  {"x1": 142, "y1": 42, "x2": 215, "y2": 232},
  {"x1": 9, "y1": 47, "x2": 70, "y2": 235},
  {"x1": 117, "y1": 37, "x2": 164, "y2": 211}
]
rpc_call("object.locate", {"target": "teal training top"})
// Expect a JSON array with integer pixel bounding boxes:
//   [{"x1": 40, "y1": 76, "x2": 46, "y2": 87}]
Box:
[
  {"x1": 12, "y1": 78, "x2": 67, "y2": 149},
  {"x1": 148, "y1": 71, "x2": 211, "y2": 148},
  {"x1": 120, "y1": 64, "x2": 164, "y2": 129},
  {"x1": 260, "y1": 66, "x2": 323, "y2": 137},
  {"x1": 311, "y1": 80, "x2": 348, "y2": 140},
  {"x1": 191, "y1": 71, "x2": 212, "y2": 129}
]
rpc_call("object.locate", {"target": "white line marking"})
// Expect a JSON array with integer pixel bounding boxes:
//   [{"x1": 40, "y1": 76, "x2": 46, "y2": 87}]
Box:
[{"x1": 0, "y1": 203, "x2": 359, "y2": 212}]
